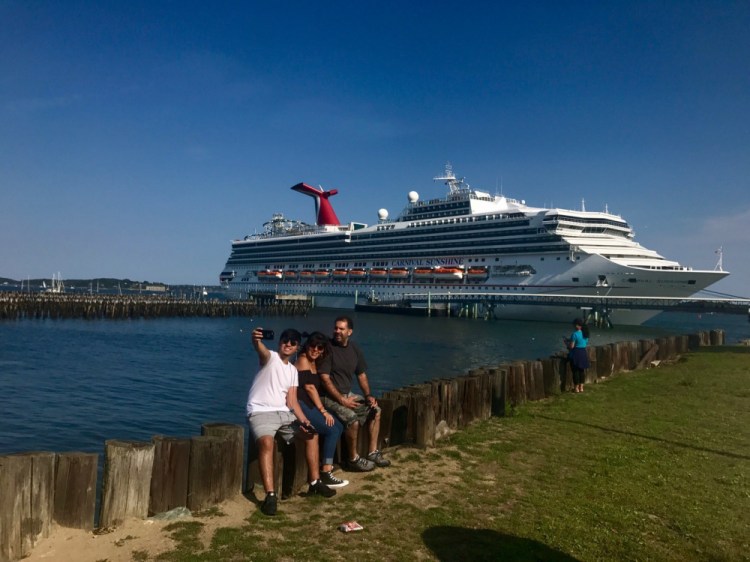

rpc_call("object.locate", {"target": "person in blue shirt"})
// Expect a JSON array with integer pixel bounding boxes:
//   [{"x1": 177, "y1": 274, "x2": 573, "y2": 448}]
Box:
[{"x1": 565, "y1": 318, "x2": 590, "y2": 393}]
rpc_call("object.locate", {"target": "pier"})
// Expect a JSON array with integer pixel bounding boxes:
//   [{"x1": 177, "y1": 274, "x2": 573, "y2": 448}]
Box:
[
  {"x1": 361, "y1": 292, "x2": 750, "y2": 326},
  {"x1": 0, "y1": 293, "x2": 312, "y2": 320}
]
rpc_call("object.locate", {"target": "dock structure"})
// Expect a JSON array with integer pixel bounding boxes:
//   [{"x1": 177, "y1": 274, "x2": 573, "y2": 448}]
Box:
[
  {"x1": 368, "y1": 292, "x2": 750, "y2": 326},
  {"x1": 0, "y1": 293, "x2": 312, "y2": 320}
]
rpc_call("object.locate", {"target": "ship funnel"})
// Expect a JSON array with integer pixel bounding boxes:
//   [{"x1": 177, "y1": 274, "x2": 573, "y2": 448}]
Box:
[{"x1": 291, "y1": 182, "x2": 341, "y2": 226}]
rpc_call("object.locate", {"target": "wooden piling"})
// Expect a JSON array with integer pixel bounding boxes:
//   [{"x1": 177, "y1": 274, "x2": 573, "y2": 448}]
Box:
[
  {"x1": 187, "y1": 435, "x2": 233, "y2": 512},
  {"x1": 99, "y1": 440, "x2": 155, "y2": 528},
  {"x1": 149, "y1": 436, "x2": 191, "y2": 515},
  {"x1": 201, "y1": 423, "x2": 244, "y2": 497},
  {"x1": 54, "y1": 452, "x2": 98, "y2": 530}
]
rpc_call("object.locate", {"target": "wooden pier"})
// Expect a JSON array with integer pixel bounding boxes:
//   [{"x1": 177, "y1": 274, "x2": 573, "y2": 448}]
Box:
[
  {"x1": 0, "y1": 293, "x2": 311, "y2": 320},
  {"x1": 0, "y1": 329, "x2": 725, "y2": 562}
]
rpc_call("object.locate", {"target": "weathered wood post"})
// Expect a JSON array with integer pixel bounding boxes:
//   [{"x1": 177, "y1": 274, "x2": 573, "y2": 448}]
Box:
[
  {"x1": 149, "y1": 436, "x2": 191, "y2": 515},
  {"x1": 187, "y1": 435, "x2": 233, "y2": 511},
  {"x1": 53, "y1": 452, "x2": 99, "y2": 530},
  {"x1": 201, "y1": 423, "x2": 245, "y2": 497},
  {"x1": 540, "y1": 358, "x2": 560, "y2": 398},
  {"x1": 1, "y1": 452, "x2": 54, "y2": 562},
  {"x1": 99, "y1": 440, "x2": 155, "y2": 528}
]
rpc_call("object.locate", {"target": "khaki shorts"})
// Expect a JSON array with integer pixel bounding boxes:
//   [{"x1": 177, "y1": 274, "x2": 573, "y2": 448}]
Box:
[{"x1": 247, "y1": 410, "x2": 296, "y2": 442}]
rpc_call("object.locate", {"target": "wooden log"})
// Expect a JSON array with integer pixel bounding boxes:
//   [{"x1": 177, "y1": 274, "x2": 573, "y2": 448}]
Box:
[
  {"x1": 201, "y1": 423, "x2": 245, "y2": 498},
  {"x1": 585, "y1": 347, "x2": 598, "y2": 384},
  {"x1": 0, "y1": 452, "x2": 55, "y2": 561},
  {"x1": 281, "y1": 436, "x2": 309, "y2": 499},
  {"x1": 54, "y1": 452, "x2": 98, "y2": 530},
  {"x1": 636, "y1": 343, "x2": 660, "y2": 370},
  {"x1": 382, "y1": 390, "x2": 410, "y2": 446},
  {"x1": 540, "y1": 358, "x2": 560, "y2": 398},
  {"x1": 149, "y1": 436, "x2": 190, "y2": 515},
  {"x1": 0, "y1": 454, "x2": 25, "y2": 562},
  {"x1": 187, "y1": 435, "x2": 232, "y2": 512},
  {"x1": 596, "y1": 345, "x2": 613, "y2": 378},
  {"x1": 99, "y1": 440, "x2": 155, "y2": 528},
  {"x1": 457, "y1": 376, "x2": 480, "y2": 427},
  {"x1": 507, "y1": 362, "x2": 527, "y2": 406},
  {"x1": 486, "y1": 367, "x2": 507, "y2": 416},
  {"x1": 377, "y1": 397, "x2": 395, "y2": 450},
  {"x1": 529, "y1": 361, "x2": 545, "y2": 400},
  {"x1": 709, "y1": 329, "x2": 724, "y2": 346}
]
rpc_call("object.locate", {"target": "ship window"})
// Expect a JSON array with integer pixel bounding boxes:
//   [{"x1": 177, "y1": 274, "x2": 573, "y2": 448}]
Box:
[
  {"x1": 628, "y1": 278, "x2": 637, "y2": 283},
  {"x1": 572, "y1": 277, "x2": 579, "y2": 282},
  {"x1": 688, "y1": 280, "x2": 696, "y2": 285}
]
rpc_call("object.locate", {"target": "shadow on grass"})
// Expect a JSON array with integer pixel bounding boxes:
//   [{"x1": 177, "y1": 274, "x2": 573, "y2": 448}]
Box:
[
  {"x1": 423, "y1": 526, "x2": 579, "y2": 562},
  {"x1": 534, "y1": 415, "x2": 750, "y2": 461}
]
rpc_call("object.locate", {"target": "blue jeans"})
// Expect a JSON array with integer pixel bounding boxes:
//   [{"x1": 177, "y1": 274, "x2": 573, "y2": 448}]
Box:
[{"x1": 299, "y1": 402, "x2": 344, "y2": 467}]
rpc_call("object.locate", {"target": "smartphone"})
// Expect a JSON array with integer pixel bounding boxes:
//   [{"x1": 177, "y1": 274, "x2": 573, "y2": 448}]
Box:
[{"x1": 261, "y1": 329, "x2": 275, "y2": 340}]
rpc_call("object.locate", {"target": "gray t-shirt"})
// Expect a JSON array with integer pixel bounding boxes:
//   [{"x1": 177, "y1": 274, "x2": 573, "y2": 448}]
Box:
[{"x1": 318, "y1": 340, "x2": 367, "y2": 396}]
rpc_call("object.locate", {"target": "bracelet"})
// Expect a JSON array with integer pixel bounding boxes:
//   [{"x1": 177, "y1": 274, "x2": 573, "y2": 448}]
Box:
[{"x1": 320, "y1": 409, "x2": 328, "y2": 414}]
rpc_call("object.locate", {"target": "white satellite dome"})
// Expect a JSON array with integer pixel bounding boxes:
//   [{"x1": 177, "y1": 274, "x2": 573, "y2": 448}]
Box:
[
  {"x1": 408, "y1": 191, "x2": 419, "y2": 203},
  {"x1": 378, "y1": 208, "x2": 389, "y2": 221}
]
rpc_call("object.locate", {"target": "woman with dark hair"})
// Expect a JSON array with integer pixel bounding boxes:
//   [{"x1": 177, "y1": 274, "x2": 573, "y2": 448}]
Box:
[
  {"x1": 565, "y1": 318, "x2": 590, "y2": 393},
  {"x1": 295, "y1": 331, "x2": 349, "y2": 488}
]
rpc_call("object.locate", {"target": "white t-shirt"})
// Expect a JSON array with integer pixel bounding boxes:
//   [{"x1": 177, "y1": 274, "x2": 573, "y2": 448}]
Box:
[{"x1": 246, "y1": 350, "x2": 298, "y2": 415}]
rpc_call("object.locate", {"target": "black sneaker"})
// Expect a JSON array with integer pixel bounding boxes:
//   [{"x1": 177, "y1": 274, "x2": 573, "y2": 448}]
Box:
[
  {"x1": 307, "y1": 480, "x2": 336, "y2": 498},
  {"x1": 261, "y1": 493, "x2": 277, "y2": 516},
  {"x1": 366, "y1": 449, "x2": 391, "y2": 468},
  {"x1": 346, "y1": 456, "x2": 375, "y2": 472},
  {"x1": 320, "y1": 470, "x2": 349, "y2": 488}
]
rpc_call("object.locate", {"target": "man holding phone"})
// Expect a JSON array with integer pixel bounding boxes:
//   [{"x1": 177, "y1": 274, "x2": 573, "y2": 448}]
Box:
[
  {"x1": 319, "y1": 316, "x2": 391, "y2": 472},
  {"x1": 246, "y1": 327, "x2": 335, "y2": 516}
]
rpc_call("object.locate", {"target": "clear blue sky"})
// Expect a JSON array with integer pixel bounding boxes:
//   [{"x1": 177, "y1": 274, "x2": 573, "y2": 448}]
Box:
[{"x1": 2, "y1": 1, "x2": 748, "y2": 296}]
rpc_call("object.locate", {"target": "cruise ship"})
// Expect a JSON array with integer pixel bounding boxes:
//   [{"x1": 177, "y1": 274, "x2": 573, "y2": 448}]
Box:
[{"x1": 220, "y1": 165, "x2": 728, "y2": 324}]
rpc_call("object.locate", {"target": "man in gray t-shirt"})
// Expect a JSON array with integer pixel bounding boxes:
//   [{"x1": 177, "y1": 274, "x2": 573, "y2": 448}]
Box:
[{"x1": 319, "y1": 316, "x2": 391, "y2": 472}]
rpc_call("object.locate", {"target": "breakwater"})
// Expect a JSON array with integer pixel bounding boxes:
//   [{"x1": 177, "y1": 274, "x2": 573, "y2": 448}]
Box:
[
  {"x1": 0, "y1": 330, "x2": 725, "y2": 562},
  {"x1": 0, "y1": 293, "x2": 311, "y2": 320}
]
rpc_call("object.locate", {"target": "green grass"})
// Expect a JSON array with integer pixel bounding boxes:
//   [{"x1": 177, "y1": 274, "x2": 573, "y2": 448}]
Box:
[{"x1": 151, "y1": 347, "x2": 750, "y2": 561}]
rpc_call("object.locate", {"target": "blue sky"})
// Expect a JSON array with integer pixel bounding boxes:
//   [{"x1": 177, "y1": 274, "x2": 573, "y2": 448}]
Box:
[{"x1": 2, "y1": 1, "x2": 748, "y2": 296}]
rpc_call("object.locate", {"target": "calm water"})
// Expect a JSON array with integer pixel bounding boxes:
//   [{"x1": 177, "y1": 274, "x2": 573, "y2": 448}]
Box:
[{"x1": 1, "y1": 310, "x2": 748, "y2": 455}]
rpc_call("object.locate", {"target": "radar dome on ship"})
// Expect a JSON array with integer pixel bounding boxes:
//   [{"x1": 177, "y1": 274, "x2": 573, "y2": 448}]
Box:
[
  {"x1": 378, "y1": 209, "x2": 389, "y2": 221},
  {"x1": 408, "y1": 191, "x2": 419, "y2": 203}
]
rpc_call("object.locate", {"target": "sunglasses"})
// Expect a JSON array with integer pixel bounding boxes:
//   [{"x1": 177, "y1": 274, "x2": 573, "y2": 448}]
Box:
[
  {"x1": 280, "y1": 338, "x2": 299, "y2": 346},
  {"x1": 309, "y1": 344, "x2": 326, "y2": 352}
]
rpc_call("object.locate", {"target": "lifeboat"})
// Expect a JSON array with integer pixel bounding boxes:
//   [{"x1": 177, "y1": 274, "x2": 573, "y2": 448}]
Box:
[
  {"x1": 332, "y1": 269, "x2": 349, "y2": 280},
  {"x1": 299, "y1": 270, "x2": 315, "y2": 280},
  {"x1": 314, "y1": 269, "x2": 331, "y2": 279},
  {"x1": 370, "y1": 267, "x2": 388, "y2": 278},
  {"x1": 467, "y1": 266, "x2": 489, "y2": 281},
  {"x1": 258, "y1": 269, "x2": 283, "y2": 281},
  {"x1": 283, "y1": 270, "x2": 298, "y2": 280},
  {"x1": 388, "y1": 267, "x2": 410, "y2": 280},
  {"x1": 413, "y1": 267, "x2": 434, "y2": 280},
  {"x1": 433, "y1": 266, "x2": 464, "y2": 281},
  {"x1": 349, "y1": 268, "x2": 368, "y2": 279}
]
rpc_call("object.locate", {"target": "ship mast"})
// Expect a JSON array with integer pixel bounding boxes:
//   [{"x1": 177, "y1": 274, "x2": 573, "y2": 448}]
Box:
[{"x1": 433, "y1": 163, "x2": 469, "y2": 194}]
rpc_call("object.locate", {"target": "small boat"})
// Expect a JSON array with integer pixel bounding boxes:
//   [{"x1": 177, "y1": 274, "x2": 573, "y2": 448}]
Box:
[
  {"x1": 299, "y1": 269, "x2": 315, "y2": 279},
  {"x1": 433, "y1": 266, "x2": 464, "y2": 281},
  {"x1": 333, "y1": 269, "x2": 349, "y2": 280},
  {"x1": 349, "y1": 268, "x2": 368, "y2": 279},
  {"x1": 258, "y1": 269, "x2": 283, "y2": 281},
  {"x1": 467, "y1": 266, "x2": 489, "y2": 281},
  {"x1": 370, "y1": 267, "x2": 388, "y2": 278},
  {"x1": 314, "y1": 269, "x2": 331, "y2": 279},
  {"x1": 388, "y1": 267, "x2": 410, "y2": 280},
  {"x1": 413, "y1": 267, "x2": 434, "y2": 280},
  {"x1": 283, "y1": 270, "x2": 298, "y2": 280}
]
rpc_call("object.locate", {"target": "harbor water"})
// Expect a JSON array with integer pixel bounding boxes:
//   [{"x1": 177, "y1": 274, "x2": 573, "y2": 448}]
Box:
[{"x1": 1, "y1": 310, "x2": 748, "y2": 456}]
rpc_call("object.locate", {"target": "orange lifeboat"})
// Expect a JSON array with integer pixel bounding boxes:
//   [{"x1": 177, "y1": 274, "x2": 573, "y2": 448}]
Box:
[
  {"x1": 332, "y1": 269, "x2": 348, "y2": 280},
  {"x1": 388, "y1": 267, "x2": 410, "y2": 280},
  {"x1": 370, "y1": 267, "x2": 388, "y2": 278},
  {"x1": 299, "y1": 270, "x2": 315, "y2": 280},
  {"x1": 413, "y1": 267, "x2": 434, "y2": 280},
  {"x1": 349, "y1": 268, "x2": 368, "y2": 279},
  {"x1": 467, "y1": 266, "x2": 489, "y2": 281},
  {"x1": 283, "y1": 270, "x2": 297, "y2": 280},
  {"x1": 433, "y1": 266, "x2": 464, "y2": 281},
  {"x1": 258, "y1": 269, "x2": 283, "y2": 281},
  {"x1": 314, "y1": 269, "x2": 331, "y2": 279}
]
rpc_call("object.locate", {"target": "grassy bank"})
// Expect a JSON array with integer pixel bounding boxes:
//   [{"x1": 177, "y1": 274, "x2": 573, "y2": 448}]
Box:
[{"x1": 151, "y1": 348, "x2": 750, "y2": 561}]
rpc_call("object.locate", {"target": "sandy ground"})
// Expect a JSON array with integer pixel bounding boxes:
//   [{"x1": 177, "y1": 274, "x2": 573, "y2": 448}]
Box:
[{"x1": 24, "y1": 494, "x2": 254, "y2": 562}]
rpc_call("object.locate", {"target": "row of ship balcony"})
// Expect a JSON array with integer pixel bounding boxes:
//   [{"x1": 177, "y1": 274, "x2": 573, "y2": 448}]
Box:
[{"x1": 253, "y1": 265, "x2": 492, "y2": 283}]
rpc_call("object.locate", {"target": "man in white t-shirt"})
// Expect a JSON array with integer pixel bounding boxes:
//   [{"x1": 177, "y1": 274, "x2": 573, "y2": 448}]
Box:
[{"x1": 246, "y1": 327, "x2": 335, "y2": 516}]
